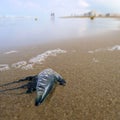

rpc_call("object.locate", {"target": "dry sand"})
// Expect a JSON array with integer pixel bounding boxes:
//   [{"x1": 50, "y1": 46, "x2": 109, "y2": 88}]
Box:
[{"x1": 0, "y1": 31, "x2": 120, "y2": 120}]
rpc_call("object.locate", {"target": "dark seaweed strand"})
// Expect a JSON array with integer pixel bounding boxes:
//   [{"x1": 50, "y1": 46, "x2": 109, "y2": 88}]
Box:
[
  {"x1": 0, "y1": 84, "x2": 28, "y2": 93},
  {"x1": 0, "y1": 75, "x2": 37, "y2": 87},
  {"x1": 0, "y1": 79, "x2": 37, "y2": 94}
]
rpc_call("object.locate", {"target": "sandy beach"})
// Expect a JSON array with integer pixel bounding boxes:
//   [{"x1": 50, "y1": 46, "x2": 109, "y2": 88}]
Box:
[{"x1": 0, "y1": 31, "x2": 120, "y2": 120}]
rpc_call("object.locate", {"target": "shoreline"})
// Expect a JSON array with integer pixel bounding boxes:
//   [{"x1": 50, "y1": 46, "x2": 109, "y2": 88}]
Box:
[
  {"x1": 0, "y1": 30, "x2": 120, "y2": 120},
  {"x1": 60, "y1": 16, "x2": 120, "y2": 19}
]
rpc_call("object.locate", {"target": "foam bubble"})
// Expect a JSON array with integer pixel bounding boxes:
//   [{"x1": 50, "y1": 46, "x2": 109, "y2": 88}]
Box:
[
  {"x1": 88, "y1": 45, "x2": 120, "y2": 53},
  {"x1": 88, "y1": 51, "x2": 94, "y2": 54},
  {"x1": 4, "y1": 50, "x2": 18, "y2": 54},
  {"x1": 12, "y1": 61, "x2": 27, "y2": 68},
  {"x1": 108, "y1": 45, "x2": 120, "y2": 51},
  {"x1": 21, "y1": 64, "x2": 33, "y2": 70},
  {"x1": 1, "y1": 48, "x2": 67, "y2": 72},
  {"x1": 29, "y1": 48, "x2": 67, "y2": 64},
  {"x1": 92, "y1": 58, "x2": 99, "y2": 63},
  {"x1": 0, "y1": 64, "x2": 10, "y2": 72},
  {"x1": 94, "y1": 48, "x2": 106, "y2": 52}
]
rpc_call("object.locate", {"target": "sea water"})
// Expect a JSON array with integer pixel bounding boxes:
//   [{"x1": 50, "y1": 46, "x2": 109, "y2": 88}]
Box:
[
  {"x1": 0, "y1": 16, "x2": 120, "y2": 72},
  {"x1": 0, "y1": 16, "x2": 120, "y2": 50}
]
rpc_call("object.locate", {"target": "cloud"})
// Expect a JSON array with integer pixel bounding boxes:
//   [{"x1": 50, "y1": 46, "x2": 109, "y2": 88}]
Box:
[
  {"x1": 78, "y1": 0, "x2": 90, "y2": 8},
  {"x1": 10, "y1": 0, "x2": 40, "y2": 9},
  {"x1": 8, "y1": 0, "x2": 90, "y2": 16},
  {"x1": 53, "y1": 0, "x2": 90, "y2": 8},
  {"x1": 49, "y1": 0, "x2": 90, "y2": 15},
  {"x1": 95, "y1": 0, "x2": 120, "y2": 7},
  {"x1": 1, "y1": 0, "x2": 120, "y2": 16},
  {"x1": 89, "y1": 0, "x2": 120, "y2": 12}
]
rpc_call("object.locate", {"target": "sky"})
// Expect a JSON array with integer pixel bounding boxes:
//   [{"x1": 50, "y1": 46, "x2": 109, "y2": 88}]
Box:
[{"x1": 0, "y1": 0, "x2": 120, "y2": 16}]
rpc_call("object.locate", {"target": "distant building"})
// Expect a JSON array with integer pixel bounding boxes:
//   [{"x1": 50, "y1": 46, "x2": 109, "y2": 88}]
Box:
[
  {"x1": 89, "y1": 10, "x2": 96, "y2": 17},
  {"x1": 106, "y1": 13, "x2": 110, "y2": 17},
  {"x1": 83, "y1": 11, "x2": 120, "y2": 17},
  {"x1": 84, "y1": 10, "x2": 96, "y2": 17},
  {"x1": 98, "y1": 14, "x2": 103, "y2": 17},
  {"x1": 105, "y1": 13, "x2": 120, "y2": 17}
]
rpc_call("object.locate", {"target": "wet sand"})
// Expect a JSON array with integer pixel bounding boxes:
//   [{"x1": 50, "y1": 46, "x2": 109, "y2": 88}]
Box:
[{"x1": 0, "y1": 31, "x2": 120, "y2": 120}]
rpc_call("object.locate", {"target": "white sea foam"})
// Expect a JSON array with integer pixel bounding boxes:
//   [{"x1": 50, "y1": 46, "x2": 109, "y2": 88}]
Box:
[
  {"x1": 95, "y1": 48, "x2": 106, "y2": 52},
  {"x1": 4, "y1": 50, "x2": 17, "y2": 54},
  {"x1": 88, "y1": 51, "x2": 94, "y2": 54},
  {"x1": 29, "y1": 48, "x2": 67, "y2": 64},
  {"x1": 92, "y1": 58, "x2": 99, "y2": 63},
  {"x1": 88, "y1": 49, "x2": 105, "y2": 53},
  {"x1": 0, "y1": 64, "x2": 10, "y2": 72},
  {"x1": 88, "y1": 45, "x2": 120, "y2": 53},
  {"x1": 12, "y1": 61, "x2": 27, "y2": 68},
  {"x1": 1, "y1": 49, "x2": 67, "y2": 72},
  {"x1": 21, "y1": 64, "x2": 33, "y2": 70},
  {"x1": 107, "y1": 45, "x2": 120, "y2": 51}
]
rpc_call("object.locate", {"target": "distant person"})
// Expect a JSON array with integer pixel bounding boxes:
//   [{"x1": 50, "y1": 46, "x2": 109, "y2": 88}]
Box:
[{"x1": 51, "y1": 12, "x2": 55, "y2": 23}]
